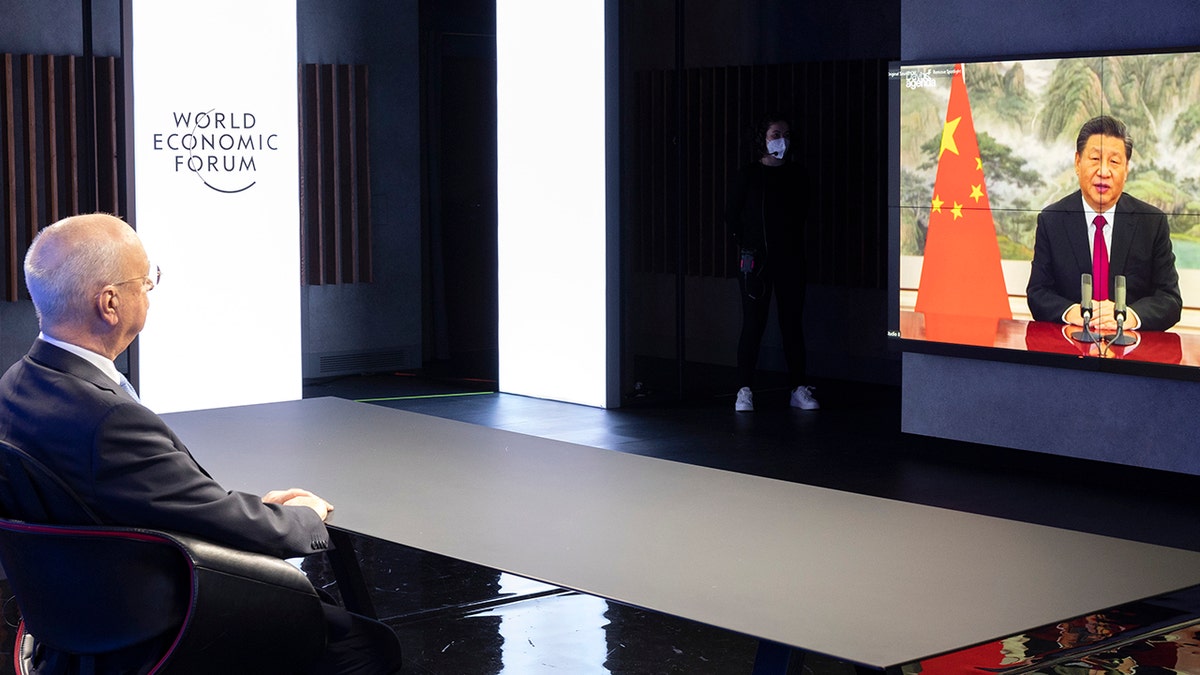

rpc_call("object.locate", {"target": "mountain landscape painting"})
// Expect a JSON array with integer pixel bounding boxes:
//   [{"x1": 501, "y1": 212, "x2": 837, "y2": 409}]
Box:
[{"x1": 899, "y1": 53, "x2": 1200, "y2": 270}]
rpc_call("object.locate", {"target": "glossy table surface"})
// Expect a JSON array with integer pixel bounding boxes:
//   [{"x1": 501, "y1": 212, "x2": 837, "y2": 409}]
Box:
[
  {"x1": 901, "y1": 310, "x2": 1200, "y2": 365},
  {"x1": 163, "y1": 397, "x2": 1200, "y2": 669}
]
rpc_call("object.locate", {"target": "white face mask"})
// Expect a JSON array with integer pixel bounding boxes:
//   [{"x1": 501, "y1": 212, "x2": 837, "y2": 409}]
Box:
[{"x1": 766, "y1": 137, "x2": 788, "y2": 159}]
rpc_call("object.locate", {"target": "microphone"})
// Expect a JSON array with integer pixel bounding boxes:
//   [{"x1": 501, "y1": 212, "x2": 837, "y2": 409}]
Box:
[
  {"x1": 1113, "y1": 275, "x2": 1126, "y2": 324},
  {"x1": 1110, "y1": 275, "x2": 1135, "y2": 346},
  {"x1": 1071, "y1": 273, "x2": 1099, "y2": 343},
  {"x1": 1080, "y1": 273, "x2": 1093, "y2": 322}
]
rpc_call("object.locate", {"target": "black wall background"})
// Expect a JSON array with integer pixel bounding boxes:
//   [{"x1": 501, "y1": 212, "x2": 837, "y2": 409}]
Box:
[
  {"x1": 622, "y1": 1, "x2": 899, "y2": 400},
  {"x1": 0, "y1": 0, "x2": 902, "y2": 401},
  {"x1": 3, "y1": 1, "x2": 1196, "y2": 411}
]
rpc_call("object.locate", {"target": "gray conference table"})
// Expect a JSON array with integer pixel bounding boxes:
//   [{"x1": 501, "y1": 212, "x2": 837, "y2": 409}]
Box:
[{"x1": 163, "y1": 397, "x2": 1200, "y2": 672}]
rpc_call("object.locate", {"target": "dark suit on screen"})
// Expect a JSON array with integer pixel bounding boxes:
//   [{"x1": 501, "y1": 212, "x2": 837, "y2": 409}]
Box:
[
  {"x1": 0, "y1": 339, "x2": 328, "y2": 557},
  {"x1": 1026, "y1": 190, "x2": 1182, "y2": 331}
]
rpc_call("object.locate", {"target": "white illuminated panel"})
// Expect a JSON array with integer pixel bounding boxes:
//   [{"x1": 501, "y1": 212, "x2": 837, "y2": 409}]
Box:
[
  {"x1": 497, "y1": 0, "x2": 612, "y2": 407},
  {"x1": 129, "y1": 0, "x2": 301, "y2": 412}
]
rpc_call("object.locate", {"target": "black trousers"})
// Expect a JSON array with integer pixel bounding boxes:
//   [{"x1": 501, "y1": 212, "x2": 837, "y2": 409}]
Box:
[
  {"x1": 737, "y1": 265, "x2": 807, "y2": 390},
  {"x1": 309, "y1": 602, "x2": 404, "y2": 675},
  {"x1": 24, "y1": 601, "x2": 402, "y2": 675}
]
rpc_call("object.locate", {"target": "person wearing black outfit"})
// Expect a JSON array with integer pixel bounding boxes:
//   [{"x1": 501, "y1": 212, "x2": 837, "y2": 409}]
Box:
[{"x1": 726, "y1": 115, "x2": 818, "y2": 412}]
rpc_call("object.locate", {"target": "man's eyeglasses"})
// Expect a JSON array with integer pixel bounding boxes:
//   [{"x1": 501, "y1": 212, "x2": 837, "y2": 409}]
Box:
[{"x1": 109, "y1": 265, "x2": 161, "y2": 292}]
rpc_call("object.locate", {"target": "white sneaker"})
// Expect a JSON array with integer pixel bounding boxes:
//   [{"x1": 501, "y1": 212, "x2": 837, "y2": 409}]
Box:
[
  {"x1": 734, "y1": 387, "x2": 754, "y2": 412},
  {"x1": 790, "y1": 385, "x2": 819, "y2": 410}
]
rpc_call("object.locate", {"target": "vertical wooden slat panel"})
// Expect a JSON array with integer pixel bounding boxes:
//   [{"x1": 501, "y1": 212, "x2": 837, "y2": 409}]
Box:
[
  {"x1": 298, "y1": 64, "x2": 309, "y2": 282},
  {"x1": 698, "y1": 68, "x2": 712, "y2": 277},
  {"x1": 318, "y1": 64, "x2": 337, "y2": 284},
  {"x1": 650, "y1": 70, "x2": 663, "y2": 273},
  {"x1": 95, "y1": 56, "x2": 120, "y2": 215},
  {"x1": 651, "y1": 70, "x2": 666, "y2": 273},
  {"x1": 686, "y1": 63, "x2": 694, "y2": 277},
  {"x1": 813, "y1": 60, "x2": 830, "y2": 284},
  {"x1": 297, "y1": 62, "x2": 372, "y2": 287},
  {"x1": 345, "y1": 64, "x2": 360, "y2": 282},
  {"x1": 318, "y1": 63, "x2": 330, "y2": 283},
  {"x1": 311, "y1": 63, "x2": 324, "y2": 283},
  {"x1": 807, "y1": 60, "x2": 822, "y2": 282},
  {"x1": 23, "y1": 55, "x2": 38, "y2": 241},
  {"x1": 633, "y1": 71, "x2": 647, "y2": 274},
  {"x1": 667, "y1": 69, "x2": 679, "y2": 274},
  {"x1": 65, "y1": 56, "x2": 80, "y2": 216},
  {"x1": 686, "y1": 67, "x2": 696, "y2": 275},
  {"x1": 352, "y1": 63, "x2": 372, "y2": 283},
  {"x1": 43, "y1": 55, "x2": 59, "y2": 223},
  {"x1": 836, "y1": 60, "x2": 849, "y2": 285},
  {"x1": 646, "y1": 70, "x2": 657, "y2": 274},
  {"x1": 0, "y1": 52, "x2": 127, "y2": 302},
  {"x1": 826, "y1": 59, "x2": 839, "y2": 284},
  {"x1": 706, "y1": 68, "x2": 720, "y2": 277},
  {"x1": 344, "y1": 64, "x2": 358, "y2": 281},
  {"x1": 331, "y1": 64, "x2": 345, "y2": 281},
  {"x1": 715, "y1": 67, "x2": 729, "y2": 278},
  {"x1": 651, "y1": 69, "x2": 665, "y2": 273},
  {"x1": 3, "y1": 54, "x2": 16, "y2": 300},
  {"x1": 299, "y1": 64, "x2": 321, "y2": 285},
  {"x1": 335, "y1": 65, "x2": 353, "y2": 283}
]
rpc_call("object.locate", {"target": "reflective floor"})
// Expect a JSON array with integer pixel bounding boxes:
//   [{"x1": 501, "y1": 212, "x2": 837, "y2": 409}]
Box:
[{"x1": 7, "y1": 371, "x2": 1200, "y2": 673}]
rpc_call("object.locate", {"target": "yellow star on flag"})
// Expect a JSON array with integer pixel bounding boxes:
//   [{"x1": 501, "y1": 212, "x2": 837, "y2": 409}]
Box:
[
  {"x1": 915, "y1": 63, "x2": 1012, "y2": 323},
  {"x1": 939, "y1": 116, "x2": 961, "y2": 159}
]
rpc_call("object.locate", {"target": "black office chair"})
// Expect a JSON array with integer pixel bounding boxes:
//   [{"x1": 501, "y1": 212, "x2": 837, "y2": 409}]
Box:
[{"x1": 0, "y1": 439, "x2": 327, "y2": 674}]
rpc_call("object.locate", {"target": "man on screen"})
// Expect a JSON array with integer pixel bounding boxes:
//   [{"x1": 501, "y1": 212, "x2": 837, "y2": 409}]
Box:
[{"x1": 1026, "y1": 115, "x2": 1182, "y2": 331}]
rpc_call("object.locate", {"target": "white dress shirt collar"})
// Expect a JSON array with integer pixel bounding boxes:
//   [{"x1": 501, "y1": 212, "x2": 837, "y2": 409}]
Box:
[
  {"x1": 1081, "y1": 194, "x2": 1114, "y2": 257},
  {"x1": 38, "y1": 332, "x2": 124, "y2": 388}
]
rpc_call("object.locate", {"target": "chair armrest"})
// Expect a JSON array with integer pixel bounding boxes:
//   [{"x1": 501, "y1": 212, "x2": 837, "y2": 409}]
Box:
[
  {"x1": 166, "y1": 532, "x2": 319, "y2": 594},
  {"x1": 151, "y1": 532, "x2": 327, "y2": 674}
]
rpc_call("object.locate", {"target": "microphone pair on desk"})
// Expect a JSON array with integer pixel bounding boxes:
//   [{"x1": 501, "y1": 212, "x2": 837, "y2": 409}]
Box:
[{"x1": 1071, "y1": 273, "x2": 1135, "y2": 347}]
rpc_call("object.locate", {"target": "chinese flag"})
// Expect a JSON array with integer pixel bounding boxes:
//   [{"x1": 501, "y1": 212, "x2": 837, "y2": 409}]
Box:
[{"x1": 915, "y1": 64, "x2": 1012, "y2": 336}]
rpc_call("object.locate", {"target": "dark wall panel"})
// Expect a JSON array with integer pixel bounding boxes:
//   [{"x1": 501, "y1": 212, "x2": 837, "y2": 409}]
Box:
[
  {"x1": 0, "y1": 53, "x2": 121, "y2": 302},
  {"x1": 632, "y1": 59, "x2": 889, "y2": 289},
  {"x1": 299, "y1": 63, "x2": 373, "y2": 287},
  {"x1": 903, "y1": 0, "x2": 1200, "y2": 62}
]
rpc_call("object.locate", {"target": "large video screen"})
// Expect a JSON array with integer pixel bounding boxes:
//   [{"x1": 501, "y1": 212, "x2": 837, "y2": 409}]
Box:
[{"x1": 889, "y1": 49, "x2": 1200, "y2": 371}]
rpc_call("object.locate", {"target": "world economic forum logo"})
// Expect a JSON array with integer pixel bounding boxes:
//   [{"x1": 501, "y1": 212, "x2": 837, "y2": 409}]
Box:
[{"x1": 150, "y1": 109, "x2": 280, "y2": 194}]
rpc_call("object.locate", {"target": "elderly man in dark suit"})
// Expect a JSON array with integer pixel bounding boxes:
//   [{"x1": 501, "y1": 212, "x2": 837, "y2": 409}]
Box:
[
  {"x1": 1027, "y1": 115, "x2": 1182, "y2": 332},
  {"x1": 0, "y1": 213, "x2": 402, "y2": 674}
]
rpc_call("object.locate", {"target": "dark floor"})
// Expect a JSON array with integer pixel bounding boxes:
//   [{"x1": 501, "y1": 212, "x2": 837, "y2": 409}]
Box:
[
  {"x1": 7, "y1": 371, "x2": 1200, "y2": 673},
  {"x1": 295, "y1": 372, "x2": 1200, "y2": 674}
]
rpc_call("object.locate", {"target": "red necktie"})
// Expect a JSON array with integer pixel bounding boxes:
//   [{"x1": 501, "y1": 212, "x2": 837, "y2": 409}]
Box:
[{"x1": 1092, "y1": 215, "x2": 1109, "y2": 302}]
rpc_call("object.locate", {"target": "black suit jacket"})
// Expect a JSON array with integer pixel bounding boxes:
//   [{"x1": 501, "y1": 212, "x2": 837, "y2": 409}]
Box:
[
  {"x1": 1026, "y1": 191, "x2": 1182, "y2": 331},
  {"x1": 0, "y1": 340, "x2": 328, "y2": 559}
]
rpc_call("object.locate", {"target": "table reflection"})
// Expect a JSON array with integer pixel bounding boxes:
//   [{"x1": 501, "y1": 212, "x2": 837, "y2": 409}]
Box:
[
  {"x1": 902, "y1": 585, "x2": 1200, "y2": 674},
  {"x1": 901, "y1": 311, "x2": 1192, "y2": 366}
]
